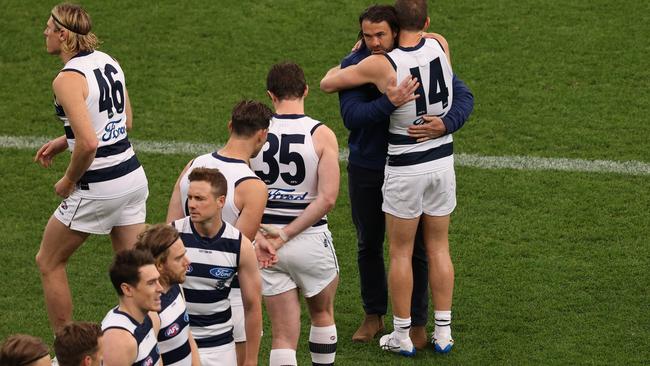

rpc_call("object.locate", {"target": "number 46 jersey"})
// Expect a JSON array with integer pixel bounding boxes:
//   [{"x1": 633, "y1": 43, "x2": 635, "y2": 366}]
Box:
[
  {"x1": 54, "y1": 50, "x2": 146, "y2": 199},
  {"x1": 250, "y1": 114, "x2": 328, "y2": 235},
  {"x1": 385, "y1": 38, "x2": 454, "y2": 175}
]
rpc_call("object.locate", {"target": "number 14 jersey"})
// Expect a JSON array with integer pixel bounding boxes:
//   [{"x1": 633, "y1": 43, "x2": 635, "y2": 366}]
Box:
[
  {"x1": 385, "y1": 38, "x2": 454, "y2": 175},
  {"x1": 250, "y1": 114, "x2": 328, "y2": 235}
]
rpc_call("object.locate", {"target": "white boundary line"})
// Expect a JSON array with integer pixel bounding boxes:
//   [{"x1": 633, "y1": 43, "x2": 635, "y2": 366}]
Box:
[{"x1": 2, "y1": 135, "x2": 649, "y2": 176}]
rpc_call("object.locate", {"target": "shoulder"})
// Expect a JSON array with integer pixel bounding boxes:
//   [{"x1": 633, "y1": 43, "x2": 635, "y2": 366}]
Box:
[
  {"x1": 341, "y1": 46, "x2": 370, "y2": 68},
  {"x1": 426, "y1": 33, "x2": 449, "y2": 54}
]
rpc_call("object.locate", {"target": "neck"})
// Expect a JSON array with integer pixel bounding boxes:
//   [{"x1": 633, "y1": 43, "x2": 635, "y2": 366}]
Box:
[
  {"x1": 219, "y1": 137, "x2": 255, "y2": 161},
  {"x1": 59, "y1": 51, "x2": 75, "y2": 64},
  {"x1": 398, "y1": 29, "x2": 423, "y2": 47},
  {"x1": 159, "y1": 277, "x2": 172, "y2": 293},
  {"x1": 194, "y1": 217, "x2": 222, "y2": 238},
  {"x1": 118, "y1": 299, "x2": 147, "y2": 324},
  {"x1": 273, "y1": 99, "x2": 304, "y2": 115}
]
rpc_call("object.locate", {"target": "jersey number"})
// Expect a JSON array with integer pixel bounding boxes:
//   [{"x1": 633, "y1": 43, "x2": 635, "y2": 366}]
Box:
[
  {"x1": 93, "y1": 64, "x2": 124, "y2": 118},
  {"x1": 409, "y1": 57, "x2": 449, "y2": 116},
  {"x1": 255, "y1": 134, "x2": 306, "y2": 186}
]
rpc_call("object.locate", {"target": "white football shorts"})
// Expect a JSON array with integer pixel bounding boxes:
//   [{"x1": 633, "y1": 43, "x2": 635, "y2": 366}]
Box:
[
  {"x1": 261, "y1": 231, "x2": 338, "y2": 298},
  {"x1": 382, "y1": 166, "x2": 456, "y2": 219},
  {"x1": 198, "y1": 341, "x2": 237, "y2": 366},
  {"x1": 53, "y1": 185, "x2": 148, "y2": 234}
]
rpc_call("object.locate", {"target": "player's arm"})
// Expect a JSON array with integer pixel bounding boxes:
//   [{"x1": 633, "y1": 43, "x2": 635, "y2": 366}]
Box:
[
  {"x1": 233, "y1": 178, "x2": 268, "y2": 241},
  {"x1": 320, "y1": 55, "x2": 390, "y2": 93},
  {"x1": 270, "y1": 125, "x2": 339, "y2": 247},
  {"x1": 407, "y1": 75, "x2": 474, "y2": 141},
  {"x1": 102, "y1": 328, "x2": 138, "y2": 366},
  {"x1": 166, "y1": 160, "x2": 193, "y2": 222},
  {"x1": 124, "y1": 88, "x2": 133, "y2": 131},
  {"x1": 34, "y1": 135, "x2": 68, "y2": 168},
  {"x1": 188, "y1": 331, "x2": 201, "y2": 366},
  {"x1": 53, "y1": 71, "x2": 98, "y2": 198},
  {"x1": 238, "y1": 236, "x2": 262, "y2": 366}
]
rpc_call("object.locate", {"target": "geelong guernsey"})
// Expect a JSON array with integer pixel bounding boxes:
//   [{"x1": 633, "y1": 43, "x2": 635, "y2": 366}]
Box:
[
  {"x1": 249, "y1": 114, "x2": 328, "y2": 234},
  {"x1": 174, "y1": 217, "x2": 241, "y2": 348},
  {"x1": 178, "y1": 151, "x2": 259, "y2": 304},
  {"x1": 101, "y1": 307, "x2": 160, "y2": 366},
  {"x1": 384, "y1": 38, "x2": 454, "y2": 175},
  {"x1": 157, "y1": 284, "x2": 192, "y2": 365}
]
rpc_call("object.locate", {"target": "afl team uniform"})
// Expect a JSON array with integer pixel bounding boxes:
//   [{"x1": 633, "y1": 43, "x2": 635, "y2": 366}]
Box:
[
  {"x1": 53, "y1": 50, "x2": 148, "y2": 234},
  {"x1": 250, "y1": 114, "x2": 339, "y2": 298},
  {"x1": 178, "y1": 151, "x2": 260, "y2": 343},
  {"x1": 173, "y1": 217, "x2": 241, "y2": 365},
  {"x1": 383, "y1": 38, "x2": 456, "y2": 219},
  {"x1": 101, "y1": 308, "x2": 160, "y2": 366},
  {"x1": 157, "y1": 284, "x2": 192, "y2": 366}
]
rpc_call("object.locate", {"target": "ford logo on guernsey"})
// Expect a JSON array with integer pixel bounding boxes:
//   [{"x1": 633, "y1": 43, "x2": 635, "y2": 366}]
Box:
[
  {"x1": 165, "y1": 323, "x2": 180, "y2": 337},
  {"x1": 209, "y1": 267, "x2": 235, "y2": 279},
  {"x1": 101, "y1": 118, "x2": 126, "y2": 141}
]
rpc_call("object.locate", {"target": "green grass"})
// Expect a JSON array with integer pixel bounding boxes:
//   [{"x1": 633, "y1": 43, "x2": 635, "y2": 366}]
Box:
[{"x1": 1, "y1": 1, "x2": 649, "y2": 365}]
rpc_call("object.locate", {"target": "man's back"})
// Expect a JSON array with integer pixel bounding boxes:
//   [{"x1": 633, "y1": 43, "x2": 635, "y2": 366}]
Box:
[{"x1": 385, "y1": 38, "x2": 454, "y2": 174}]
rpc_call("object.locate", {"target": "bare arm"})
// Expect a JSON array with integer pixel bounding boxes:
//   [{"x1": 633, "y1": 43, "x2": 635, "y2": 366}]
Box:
[
  {"x1": 124, "y1": 88, "x2": 133, "y2": 131},
  {"x1": 166, "y1": 160, "x2": 193, "y2": 222},
  {"x1": 233, "y1": 178, "x2": 267, "y2": 241},
  {"x1": 34, "y1": 135, "x2": 68, "y2": 168},
  {"x1": 320, "y1": 55, "x2": 392, "y2": 93},
  {"x1": 102, "y1": 329, "x2": 138, "y2": 366},
  {"x1": 53, "y1": 71, "x2": 98, "y2": 198},
  {"x1": 238, "y1": 236, "x2": 262, "y2": 366},
  {"x1": 188, "y1": 331, "x2": 201, "y2": 366}
]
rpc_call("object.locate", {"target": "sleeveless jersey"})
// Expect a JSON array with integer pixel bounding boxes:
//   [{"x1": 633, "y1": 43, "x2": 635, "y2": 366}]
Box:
[
  {"x1": 384, "y1": 38, "x2": 455, "y2": 175},
  {"x1": 157, "y1": 285, "x2": 192, "y2": 366},
  {"x1": 178, "y1": 152, "x2": 259, "y2": 227},
  {"x1": 54, "y1": 50, "x2": 146, "y2": 199},
  {"x1": 101, "y1": 307, "x2": 160, "y2": 366},
  {"x1": 173, "y1": 217, "x2": 241, "y2": 348},
  {"x1": 249, "y1": 114, "x2": 328, "y2": 234}
]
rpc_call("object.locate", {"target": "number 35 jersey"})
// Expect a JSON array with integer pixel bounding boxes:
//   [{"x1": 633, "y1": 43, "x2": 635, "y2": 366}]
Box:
[
  {"x1": 250, "y1": 114, "x2": 328, "y2": 235},
  {"x1": 54, "y1": 50, "x2": 146, "y2": 199},
  {"x1": 385, "y1": 38, "x2": 454, "y2": 175}
]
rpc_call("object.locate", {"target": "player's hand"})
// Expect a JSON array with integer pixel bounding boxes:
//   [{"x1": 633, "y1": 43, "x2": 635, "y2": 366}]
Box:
[
  {"x1": 34, "y1": 136, "x2": 68, "y2": 168},
  {"x1": 386, "y1": 76, "x2": 419, "y2": 107},
  {"x1": 54, "y1": 175, "x2": 75, "y2": 198},
  {"x1": 351, "y1": 39, "x2": 362, "y2": 52},
  {"x1": 407, "y1": 115, "x2": 447, "y2": 142},
  {"x1": 254, "y1": 233, "x2": 278, "y2": 269}
]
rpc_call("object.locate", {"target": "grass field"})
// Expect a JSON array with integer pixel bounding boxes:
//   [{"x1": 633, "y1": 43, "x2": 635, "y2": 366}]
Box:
[{"x1": 1, "y1": 0, "x2": 649, "y2": 365}]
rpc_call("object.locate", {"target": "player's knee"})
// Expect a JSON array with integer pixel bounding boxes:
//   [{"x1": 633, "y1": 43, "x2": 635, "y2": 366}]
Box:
[{"x1": 35, "y1": 250, "x2": 63, "y2": 273}]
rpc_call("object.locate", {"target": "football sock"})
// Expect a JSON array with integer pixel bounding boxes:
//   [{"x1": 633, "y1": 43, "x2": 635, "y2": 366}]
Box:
[
  {"x1": 393, "y1": 316, "x2": 411, "y2": 340},
  {"x1": 309, "y1": 324, "x2": 337, "y2": 366},
  {"x1": 434, "y1": 310, "x2": 452, "y2": 340},
  {"x1": 270, "y1": 348, "x2": 297, "y2": 366}
]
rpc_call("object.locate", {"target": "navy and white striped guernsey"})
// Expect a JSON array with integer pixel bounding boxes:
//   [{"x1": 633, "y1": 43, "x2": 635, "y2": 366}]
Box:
[
  {"x1": 101, "y1": 307, "x2": 160, "y2": 366},
  {"x1": 54, "y1": 50, "x2": 147, "y2": 199},
  {"x1": 173, "y1": 217, "x2": 241, "y2": 348},
  {"x1": 249, "y1": 114, "x2": 328, "y2": 235},
  {"x1": 384, "y1": 38, "x2": 455, "y2": 175},
  {"x1": 157, "y1": 284, "x2": 192, "y2": 365}
]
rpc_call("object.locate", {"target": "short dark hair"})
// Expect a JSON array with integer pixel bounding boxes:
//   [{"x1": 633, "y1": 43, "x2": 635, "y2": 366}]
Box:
[
  {"x1": 109, "y1": 249, "x2": 155, "y2": 296},
  {"x1": 266, "y1": 62, "x2": 306, "y2": 100},
  {"x1": 394, "y1": 0, "x2": 428, "y2": 31},
  {"x1": 135, "y1": 224, "x2": 181, "y2": 265},
  {"x1": 0, "y1": 334, "x2": 49, "y2": 366},
  {"x1": 188, "y1": 167, "x2": 227, "y2": 198},
  {"x1": 54, "y1": 322, "x2": 102, "y2": 366},
  {"x1": 230, "y1": 100, "x2": 273, "y2": 137},
  {"x1": 358, "y1": 5, "x2": 400, "y2": 40}
]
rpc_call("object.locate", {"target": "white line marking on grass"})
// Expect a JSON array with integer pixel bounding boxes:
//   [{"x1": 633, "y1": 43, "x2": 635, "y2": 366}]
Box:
[{"x1": 2, "y1": 135, "x2": 649, "y2": 176}]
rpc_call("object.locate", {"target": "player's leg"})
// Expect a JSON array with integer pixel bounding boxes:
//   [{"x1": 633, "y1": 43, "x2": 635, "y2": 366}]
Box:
[
  {"x1": 305, "y1": 275, "x2": 339, "y2": 366},
  {"x1": 265, "y1": 290, "x2": 301, "y2": 366},
  {"x1": 347, "y1": 163, "x2": 387, "y2": 341},
  {"x1": 421, "y1": 213, "x2": 454, "y2": 352},
  {"x1": 35, "y1": 216, "x2": 89, "y2": 332},
  {"x1": 381, "y1": 213, "x2": 419, "y2": 355},
  {"x1": 410, "y1": 221, "x2": 430, "y2": 349},
  {"x1": 109, "y1": 223, "x2": 144, "y2": 252}
]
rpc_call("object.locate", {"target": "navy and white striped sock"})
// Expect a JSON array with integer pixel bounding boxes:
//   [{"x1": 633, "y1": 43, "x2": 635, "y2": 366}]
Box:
[{"x1": 309, "y1": 324, "x2": 337, "y2": 366}]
